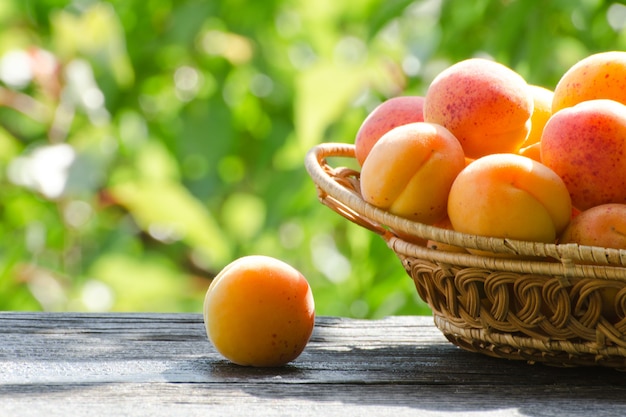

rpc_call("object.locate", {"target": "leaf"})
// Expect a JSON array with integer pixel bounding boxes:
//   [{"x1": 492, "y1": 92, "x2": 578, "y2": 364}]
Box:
[
  {"x1": 88, "y1": 252, "x2": 194, "y2": 312},
  {"x1": 109, "y1": 179, "x2": 232, "y2": 268},
  {"x1": 50, "y1": 2, "x2": 134, "y2": 87},
  {"x1": 0, "y1": 125, "x2": 20, "y2": 163},
  {"x1": 294, "y1": 62, "x2": 369, "y2": 149},
  {"x1": 365, "y1": 0, "x2": 420, "y2": 39}
]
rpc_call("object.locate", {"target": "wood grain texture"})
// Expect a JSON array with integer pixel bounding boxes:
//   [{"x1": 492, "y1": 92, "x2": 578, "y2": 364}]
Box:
[{"x1": 1, "y1": 313, "x2": 626, "y2": 416}]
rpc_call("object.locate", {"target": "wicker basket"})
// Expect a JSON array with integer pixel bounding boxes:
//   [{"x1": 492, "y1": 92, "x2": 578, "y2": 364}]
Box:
[{"x1": 305, "y1": 142, "x2": 626, "y2": 369}]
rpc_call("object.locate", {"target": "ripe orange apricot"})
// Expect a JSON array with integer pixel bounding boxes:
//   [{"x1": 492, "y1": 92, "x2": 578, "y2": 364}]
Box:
[
  {"x1": 520, "y1": 85, "x2": 554, "y2": 149},
  {"x1": 540, "y1": 99, "x2": 626, "y2": 210},
  {"x1": 559, "y1": 203, "x2": 626, "y2": 249},
  {"x1": 517, "y1": 142, "x2": 542, "y2": 163},
  {"x1": 558, "y1": 203, "x2": 626, "y2": 321},
  {"x1": 447, "y1": 153, "x2": 572, "y2": 251},
  {"x1": 354, "y1": 96, "x2": 425, "y2": 166},
  {"x1": 203, "y1": 255, "x2": 315, "y2": 367},
  {"x1": 360, "y1": 122, "x2": 465, "y2": 225},
  {"x1": 516, "y1": 85, "x2": 551, "y2": 163},
  {"x1": 423, "y1": 58, "x2": 533, "y2": 159},
  {"x1": 552, "y1": 51, "x2": 626, "y2": 113}
]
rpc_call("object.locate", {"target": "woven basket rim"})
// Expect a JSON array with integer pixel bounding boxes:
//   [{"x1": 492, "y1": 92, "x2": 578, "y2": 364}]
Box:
[{"x1": 304, "y1": 142, "x2": 626, "y2": 280}]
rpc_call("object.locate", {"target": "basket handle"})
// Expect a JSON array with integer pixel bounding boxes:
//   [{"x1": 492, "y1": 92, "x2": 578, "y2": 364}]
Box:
[
  {"x1": 317, "y1": 187, "x2": 395, "y2": 240},
  {"x1": 305, "y1": 143, "x2": 395, "y2": 239}
]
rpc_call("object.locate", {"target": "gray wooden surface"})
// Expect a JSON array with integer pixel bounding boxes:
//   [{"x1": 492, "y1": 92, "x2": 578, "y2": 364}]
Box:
[{"x1": 1, "y1": 312, "x2": 625, "y2": 416}]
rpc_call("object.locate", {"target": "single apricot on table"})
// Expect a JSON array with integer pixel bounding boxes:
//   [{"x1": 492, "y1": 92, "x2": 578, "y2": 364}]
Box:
[
  {"x1": 354, "y1": 96, "x2": 425, "y2": 166},
  {"x1": 447, "y1": 153, "x2": 572, "y2": 253},
  {"x1": 360, "y1": 122, "x2": 465, "y2": 225},
  {"x1": 203, "y1": 255, "x2": 315, "y2": 367},
  {"x1": 423, "y1": 58, "x2": 533, "y2": 159},
  {"x1": 540, "y1": 99, "x2": 626, "y2": 210}
]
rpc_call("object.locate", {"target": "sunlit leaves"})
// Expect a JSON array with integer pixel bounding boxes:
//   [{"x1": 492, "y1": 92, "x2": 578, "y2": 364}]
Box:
[
  {"x1": 220, "y1": 192, "x2": 266, "y2": 243},
  {"x1": 1, "y1": 0, "x2": 625, "y2": 316},
  {"x1": 295, "y1": 62, "x2": 373, "y2": 149},
  {"x1": 87, "y1": 252, "x2": 197, "y2": 312},
  {"x1": 50, "y1": 2, "x2": 134, "y2": 88},
  {"x1": 109, "y1": 179, "x2": 232, "y2": 268}
]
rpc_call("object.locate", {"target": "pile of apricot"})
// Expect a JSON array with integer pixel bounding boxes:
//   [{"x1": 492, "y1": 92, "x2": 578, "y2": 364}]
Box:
[{"x1": 356, "y1": 51, "x2": 626, "y2": 253}]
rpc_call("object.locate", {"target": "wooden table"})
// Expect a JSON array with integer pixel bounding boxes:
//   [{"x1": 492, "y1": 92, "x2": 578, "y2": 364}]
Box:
[{"x1": 1, "y1": 312, "x2": 625, "y2": 416}]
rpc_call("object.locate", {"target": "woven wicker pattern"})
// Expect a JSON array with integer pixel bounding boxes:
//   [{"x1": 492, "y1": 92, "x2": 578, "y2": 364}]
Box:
[{"x1": 305, "y1": 142, "x2": 626, "y2": 369}]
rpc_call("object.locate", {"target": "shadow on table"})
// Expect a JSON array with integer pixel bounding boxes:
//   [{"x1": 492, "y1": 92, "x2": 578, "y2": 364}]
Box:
[{"x1": 163, "y1": 341, "x2": 626, "y2": 417}]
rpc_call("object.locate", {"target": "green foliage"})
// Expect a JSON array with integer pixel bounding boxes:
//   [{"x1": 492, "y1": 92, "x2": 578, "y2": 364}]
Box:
[{"x1": 0, "y1": 0, "x2": 624, "y2": 315}]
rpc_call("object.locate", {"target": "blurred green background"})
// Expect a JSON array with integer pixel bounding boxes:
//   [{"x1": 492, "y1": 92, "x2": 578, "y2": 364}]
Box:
[{"x1": 0, "y1": 0, "x2": 624, "y2": 316}]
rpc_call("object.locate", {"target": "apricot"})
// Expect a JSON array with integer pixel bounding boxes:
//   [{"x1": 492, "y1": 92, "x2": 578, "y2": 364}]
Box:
[
  {"x1": 558, "y1": 203, "x2": 626, "y2": 321},
  {"x1": 360, "y1": 122, "x2": 465, "y2": 225},
  {"x1": 552, "y1": 51, "x2": 626, "y2": 113},
  {"x1": 512, "y1": 85, "x2": 552, "y2": 163},
  {"x1": 203, "y1": 255, "x2": 315, "y2": 367},
  {"x1": 520, "y1": 85, "x2": 554, "y2": 149},
  {"x1": 540, "y1": 99, "x2": 626, "y2": 210},
  {"x1": 559, "y1": 203, "x2": 626, "y2": 249},
  {"x1": 354, "y1": 96, "x2": 425, "y2": 166},
  {"x1": 447, "y1": 153, "x2": 572, "y2": 251},
  {"x1": 423, "y1": 58, "x2": 533, "y2": 159},
  {"x1": 517, "y1": 142, "x2": 542, "y2": 163}
]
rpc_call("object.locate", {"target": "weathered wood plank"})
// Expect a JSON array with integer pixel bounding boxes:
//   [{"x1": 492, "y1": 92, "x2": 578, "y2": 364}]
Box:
[
  {"x1": 3, "y1": 381, "x2": 626, "y2": 417},
  {"x1": 1, "y1": 313, "x2": 626, "y2": 416}
]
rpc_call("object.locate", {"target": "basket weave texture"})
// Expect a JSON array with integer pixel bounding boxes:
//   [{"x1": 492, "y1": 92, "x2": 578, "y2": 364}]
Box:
[{"x1": 305, "y1": 142, "x2": 626, "y2": 369}]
